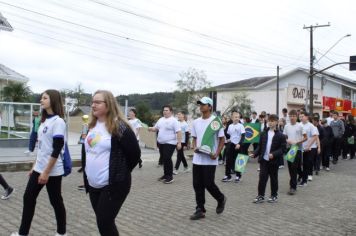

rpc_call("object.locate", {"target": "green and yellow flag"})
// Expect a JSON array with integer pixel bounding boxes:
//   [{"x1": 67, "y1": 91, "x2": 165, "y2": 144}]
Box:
[
  {"x1": 284, "y1": 144, "x2": 298, "y2": 163},
  {"x1": 243, "y1": 123, "x2": 261, "y2": 143},
  {"x1": 197, "y1": 116, "x2": 223, "y2": 156},
  {"x1": 235, "y1": 154, "x2": 249, "y2": 173}
]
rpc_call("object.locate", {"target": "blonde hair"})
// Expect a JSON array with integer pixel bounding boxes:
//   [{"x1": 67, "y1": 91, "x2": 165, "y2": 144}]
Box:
[{"x1": 89, "y1": 90, "x2": 129, "y2": 136}]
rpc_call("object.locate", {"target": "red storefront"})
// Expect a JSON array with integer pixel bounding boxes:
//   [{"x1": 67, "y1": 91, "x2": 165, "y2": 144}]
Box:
[{"x1": 322, "y1": 96, "x2": 353, "y2": 118}]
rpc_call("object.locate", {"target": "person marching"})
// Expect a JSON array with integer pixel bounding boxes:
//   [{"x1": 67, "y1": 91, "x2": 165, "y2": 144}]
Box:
[
  {"x1": 283, "y1": 110, "x2": 307, "y2": 195},
  {"x1": 83, "y1": 90, "x2": 141, "y2": 236},
  {"x1": 173, "y1": 111, "x2": 190, "y2": 174},
  {"x1": 330, "y1": 111, "x2": 345, "y2": 164},
  {"x1": 222, "y1": 111, "x2": 245, "y2": 183},
  {"x1": 12, "y1": 90, "x2": 67, "y2": 236},
  {"x1": 0, "y1": 174, "x2": 14, "y2": 200},
  {"x1": 24, "y1": 110, "x2": 41, "y2": 156},
  {"x1": 149, "y1": 105, "x2": 182, "y2": 184},
  {"x1": 251, "y1": 114, "x2": 286, "y2": 203},
  {"x1": 128, "y1": 108, "x2": 143, "y2": 168},
  {"x1": 190, "y1": 97, "x2": 226, "y2": 220}
]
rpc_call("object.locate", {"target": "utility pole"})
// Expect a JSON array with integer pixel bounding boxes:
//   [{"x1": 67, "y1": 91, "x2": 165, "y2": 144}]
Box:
[
  {"x1": 276, "y1": 65, "x2": 280, "y2": 116},
  {"x1": 303, "y1": 23, "x2": 330, "y2": 115}
]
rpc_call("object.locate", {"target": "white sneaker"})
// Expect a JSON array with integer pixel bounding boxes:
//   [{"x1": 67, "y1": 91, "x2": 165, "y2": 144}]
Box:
[
  {"x1": 24, "y1": 150, "x2": 30, "y2": 154},
  {"x1": 326, "y1": 167, "x2": 330, "y2": 171},
  {"x1": 183, "y1": 167, "x2": 190, "y2": 173},
  {"x1": 218, "y1": 160, "x2": 224, "y2": 165},
  {"x1": 279, "y1": 165, "x2": 284, "y2": 169},
  {"x1": 10, "y1": 233, "x2": 27, "y2": 236},
  {"x1": 173, "y1": 170, "x2": 179, "y2": 175},
  {"x1": 308, "y1": 175, "x2": 313, "y2": 181},
  {"x1": 257, "y1": 168, "x2": 260, "y2": 172},
  {"x1": 55, "y1": 233, "x2": 67, "y2": 236}
]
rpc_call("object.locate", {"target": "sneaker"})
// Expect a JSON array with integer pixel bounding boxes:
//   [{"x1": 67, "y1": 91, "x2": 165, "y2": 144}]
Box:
[
  {"x1": 288, "y1": 188, "x2": 296, "y2": 195},
  {"x1": 218, "y1": 160, "x2": 224, "y2": 165},
  {"x1": 308, "y1": 175, "x2": 313, "y2": 181},
  {"x1": 1, "y1": 187, "x2": 14, "y2": 200},
  {"x1": 55, "y1": 233, "x2": 67, "y2": 236},
  {"x1": 216, "y1": 196, "x2": 227, "y2": 214},
  {"x1": 163, "y1": 177, "x2": 174, "y2": 184},
  {"x1": 157, "y1": 175, "x2": 166, "y2": 182},
  {"x1": 183, "y1": 167, "x2": 190, "y2": 173},
  {"x1": 315, "y1": 171, "x2": 319, "y2": 175},
  {"x1": 326, "y1": 167, "x2": 330, "y2": 171},
  {"x1": 298, "y1": 182, "x2": 307, "y2": 187},
  {"x1": 253, "y1": 195, "x2": 264, "y2": 204},
  {"x1": 173, "y1": 170, "x2": 179, "y2": 175},
  {"x1": 77, "y1": 185, "x2": 85, "y2": 191},
  {"x1": 221, "y1": 176, "x2": 232, "y2": 182},
  {"x1": 320, "y1": 166, "x2": 324, "y2": 170},
  {"x1": 257, "y1": 168, "x2": 260, "y2": 172},
  {"x1": 24, "y1": 150, "x2": 30, "y2": 154},
  {"x1": 77, "y1": 167, "x2": 83, "y2": 173},
  {"x1": 268, "y1": 196, "x2": 278, "y2": 203},
  {"x1": 190, "y1": 208, "x2": 205, "y2": 220},
  {"x1": 279, "y1": 165, "x2": 284, "y2": 169},
  {"x1": 10, "y1": 233, "x2": 27, "y2": 236},
  {"x1": 234, "y1": 176, "x2": 240, "y2": 183},
  {"x1": 139, "y1": 162, "x2": 143, "y2": 168}
]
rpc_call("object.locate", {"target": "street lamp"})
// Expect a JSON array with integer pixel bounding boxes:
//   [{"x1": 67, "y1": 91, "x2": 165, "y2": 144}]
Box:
[{"x1": 316, "y1": 34, "x2": 351, "y2": 63}]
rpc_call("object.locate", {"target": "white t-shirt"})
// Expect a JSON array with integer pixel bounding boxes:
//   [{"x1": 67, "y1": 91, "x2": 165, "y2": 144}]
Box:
[
  {"x1": 129, "y1": 118, "x2": 142, "y2": 141},
  {"x1": 33, "y1": 115, "x2": 66, "y2": 176},
  {"x1": 85, "y1": 121, "x2": 112, "y2": 188},
  {"x1": 283, "y1": 114, "x2": 291, "y2": 125},
  {"x1": 283, "y1": 123, "x2": 306, "y2": 150},
  {"x1": 326, "y1": 117, "x2": 333, "y2": 126},
  {"x1": 154, "y1": 116, "x2": 181, "y2": 145},
  {"x1": 179, "y1": 120, "x2": 189, "y2": 143},
  {"x1": 191, "y1": 115, "x2": 225, "y2": 165},
  {"x1": 302, "y1": 122, "x2": 319, "y2": 150},
  {"x1": 263, "y1": 130, "x2": 275, "y2": 161},
  {"x1": 227, "y1": 122, "x2": 245, "y2": 145}
]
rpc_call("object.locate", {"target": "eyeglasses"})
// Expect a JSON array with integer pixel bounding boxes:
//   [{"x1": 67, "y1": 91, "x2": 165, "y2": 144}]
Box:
[{"x1": 91, "y1": 100, "x2": 106, "y2": 105}]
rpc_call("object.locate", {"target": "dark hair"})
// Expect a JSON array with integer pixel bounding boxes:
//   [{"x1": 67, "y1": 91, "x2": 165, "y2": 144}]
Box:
[
  {"x1": 312, "y1": 116, "x2": 319, "y2": 122},
  {"x1": 282, "y1": 108, "x2": 288, "y2": 113},
  {"x1": 288, "y1": 109, "x2": 297, "y2": 116},
  {"x1": 300, "y1": 111, "x2": 309, "y2": 117},
  {"x1": 177, "y1": 111, "x2": 185, "y2": 115},
  {"x1": 41, "y1": 89, "x2": 64, "y2": 123},
  {"x1": 130, "y1": 108, "x2": 137, "y2": 116},
  {"x1": 268, "y1": 114, "x2": 279, "y2": 121},
  {"x1": 347, "y1": 114, "x2": 354, "y2": 124},
  {"x1": 333, "y1": 111, "x2": 339, "y2": 116},
  {"x1": 252, "y1": 111, "x2": 257, "y2": 115},
  {"x1": 162, "y1": 105, "x2": 173, "y2": 112}
]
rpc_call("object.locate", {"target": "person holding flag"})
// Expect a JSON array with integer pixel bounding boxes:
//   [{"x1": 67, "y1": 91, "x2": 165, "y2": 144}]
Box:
[
  {"x1": 222, "y1": 111, "x2": 245, "y2": 183},
  {"x1": 250, "y1": 114, "x2": 286, "y2": 203},
  {"x1": 189, "y1": 97, "x2": 226, "y2": 220},
  {"x1": 283, "y1": 110, "x2": 307, "y2": 195}
]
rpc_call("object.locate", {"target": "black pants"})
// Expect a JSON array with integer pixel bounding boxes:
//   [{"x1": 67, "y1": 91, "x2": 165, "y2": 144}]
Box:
[
  {"x1": 159, "y1": 143, "x2": 176, "y2": 179},
  {"x1": 89, "y1": 177, "x2": 131, "y2": 236},
  {"x1": 175, "y1": 144, "x2": 188, "y2": 170},
  {"x1": 193, "y1": 164, "x2": 224, "y2": 212},
  {"x1": 218, "y1": 143, "x2": 229, "y2": 162},
  {"x1": 342, "y1": 142, "x2": 355, "y2": 159},
  {"x1": 157, "y1": 143, "x2": 163, "y2": 165},
  {"x1": 28, "y1": 131, "x2": 37, "y2": 152},
  {"x1": 332, "y1": 137, "x2": 343, "y2": 162},
  {"x1": 321, "y1": 141, "x2": 331, "y2": 168},
  {"x1": 302, "y1": 149, "x2": 315, "y2": 182},
  {"x1": 0, "y1": 174, "x2": 10, "y2": 190},
  {"x1": 313, "y1": 149, "x2": 321, "y2": 172},
  {"x1": 258, "y1": 159, "x2": 279, "y2": 197},
  {"x1": 225, "y1": 143, "x2": 241, "y2": 178},
  {"x1": 19, "y1": 171, "x2": 66, "y2": 235},
  {"x1": 287, "y1": 150, "x2": 302, "y2": 190}
]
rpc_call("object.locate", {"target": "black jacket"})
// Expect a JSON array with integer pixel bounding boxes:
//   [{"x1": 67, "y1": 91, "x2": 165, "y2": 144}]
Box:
[
  {"x1": 83, "y1": 121, "x2": 141, "y2": 194},
  {"x1": 253, "y1": 128, "x2": 287, "y2": 164}
]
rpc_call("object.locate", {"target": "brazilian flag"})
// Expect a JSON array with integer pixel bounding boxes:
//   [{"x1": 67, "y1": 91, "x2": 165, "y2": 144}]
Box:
[
  {"x1": 235, "y1": 154, "x2": 249, "y2": 173},
  {"x1": 284, "y1": 144, "x2": 298, "y2": 163},
  {"x1": 243, "y1": 123, "x2": 261, "y2": 143}
]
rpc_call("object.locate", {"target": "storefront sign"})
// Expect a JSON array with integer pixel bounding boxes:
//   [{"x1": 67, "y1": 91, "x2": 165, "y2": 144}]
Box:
[{"x1": 287, "y1": 85, "x2": 322, "y2": 106}]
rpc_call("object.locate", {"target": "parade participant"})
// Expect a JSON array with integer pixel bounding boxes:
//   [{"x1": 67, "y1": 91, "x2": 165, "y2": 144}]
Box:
[
  {"x1": 24, "y1": 110, "x2": 40, "y2": 156},
  {"x1": 83, "y1": 90, "x2": 141, "y2": 236},
  {"x1": 0, "y1": 174, "x2": 14, "y2": 200},
  {"x1": 12, "y1": 89, "x2": 67, "y2": 236},
  {"x1": 251, "y1": 114, "x2": 286, "y2": 203},
  {"x1": 149, "y1": 105, "x2": 182, "y2": 184},
  {"x1": 330, "y1": 111, "x2": 345, "y2": 164},
  {"x1": 190, "y1": 97, "x2": 226, "y2": 220},
  {"x1": 283, "y1": 110, "x2": 307, "y2": 195},
  {"x1": 173, "y1": 111, "x2": 190, "y2": 174},
  {"x1": 128, "y1": 108, "x2": 143, "y2": 168}
]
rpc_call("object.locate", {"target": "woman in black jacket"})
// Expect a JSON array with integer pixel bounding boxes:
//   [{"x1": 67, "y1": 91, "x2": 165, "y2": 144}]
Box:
[{"x1": 83, "y1": 90, "x2": 141, "y2": 236}]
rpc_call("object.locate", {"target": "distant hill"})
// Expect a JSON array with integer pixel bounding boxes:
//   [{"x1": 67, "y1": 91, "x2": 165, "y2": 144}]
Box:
[{"x1": 116, "y1": 92, "x2": 175, "y2": 111}]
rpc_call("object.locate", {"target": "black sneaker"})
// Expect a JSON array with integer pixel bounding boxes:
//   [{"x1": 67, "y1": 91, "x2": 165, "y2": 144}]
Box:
[
  {"x1": 190, "y1": 208, "x2": 205, "y2": 220},
  {"x1": 268, "y1": 196, "x2": 278, "y2": 203},
  {"x1": 287, "y1": 188, "x2": 296, "y2": 195},
  {"x1": 77, "y1": 185, "x2": 85, "y2": 191},
  {"x1": 221, "y1": 176, "x2": 232, "y2": 182},
  {"x1": 216, "y1": 196, "x2": 227, "y2": 214},
  {"x1": 253, "y1": 195, "x2": 264, "y2": 203},
  {"x1": 298, "y1": 181, "x2": 307, "y2": 187},
  {"x1": 1, "y1": 187, "x2": 14, "y2": 200},
  {"x1": 77, "y1": 167, "x2": 83, "y2": 173},
  {"x1": 163, "y1": 177, "x2": 174, "y2": 184},
  {"x1": 157, "y1": 175, "x2": 166, "y2": 182}
]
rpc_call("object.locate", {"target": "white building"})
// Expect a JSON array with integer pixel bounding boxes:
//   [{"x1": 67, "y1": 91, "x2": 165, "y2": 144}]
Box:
[
  {"x1": 214, "y1": 67, "x2": 356, "y2": 117},
  {"x1": 0, "y1": 64, "x2": 29, "y2": 99}
]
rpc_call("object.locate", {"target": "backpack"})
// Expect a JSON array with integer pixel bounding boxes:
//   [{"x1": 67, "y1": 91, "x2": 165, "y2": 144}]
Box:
[{"x1": 61, "y1": 142, "x2": 72, "y2": 176}]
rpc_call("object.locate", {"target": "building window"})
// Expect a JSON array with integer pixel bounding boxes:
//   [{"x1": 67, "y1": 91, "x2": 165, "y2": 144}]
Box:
[{"x1": 342, "y1": 86, "x2": 351, "y2": 100}]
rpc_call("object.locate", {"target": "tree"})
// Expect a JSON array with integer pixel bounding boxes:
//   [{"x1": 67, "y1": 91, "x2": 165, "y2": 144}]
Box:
[
  {"x1": 175, "y1": 68, "x2": 211, "y2": 117},
  {"x1": 1, "y1": 82, "x2": 32, "y2": 102},
  {"x1": 136, "y1": 101, "x2": 154, "y2": 126},
  {"x1": 221, "y1": 92, "x2": 253, "y2": 117}
]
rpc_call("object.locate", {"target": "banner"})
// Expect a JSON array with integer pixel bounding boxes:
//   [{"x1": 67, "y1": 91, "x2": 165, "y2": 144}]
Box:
[
  {"x1": 196, "y1": 116, "x2": 223, "y2": 157},
  {"x1": 284, "y1": 144, "x2": 298, "y2": 163},
  {"x1": 235, "y1": 154, "x2": 249, "y2": 173},
  {"x1": 243, "y1": 123, "x2": 261, "y2": 143}
]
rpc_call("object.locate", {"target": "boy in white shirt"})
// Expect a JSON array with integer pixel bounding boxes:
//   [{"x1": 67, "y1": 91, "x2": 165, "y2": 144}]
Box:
[{"x1": 128, "y1": 108, "x2": 143, "y2": 168}]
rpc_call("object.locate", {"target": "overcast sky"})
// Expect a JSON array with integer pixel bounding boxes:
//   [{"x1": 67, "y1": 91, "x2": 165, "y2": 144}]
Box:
[{"x1": 0, "y1": 0, "x2": 355, "y2": 96}]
